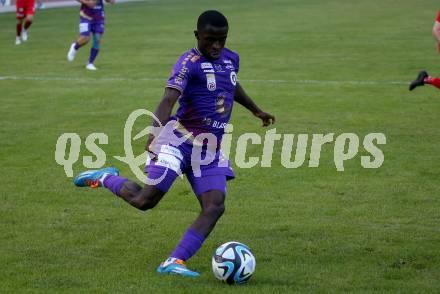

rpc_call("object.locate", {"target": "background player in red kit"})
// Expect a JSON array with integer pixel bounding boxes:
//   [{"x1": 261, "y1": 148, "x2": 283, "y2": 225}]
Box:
[
  {"x1": 410, "y1": 10, "x2": 440, "y2": 91},
  {"x1": 15, "y1": 0, "x2": 35, "y2": 45}
]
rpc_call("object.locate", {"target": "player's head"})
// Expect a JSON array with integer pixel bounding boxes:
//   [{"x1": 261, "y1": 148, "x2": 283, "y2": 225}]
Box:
[{"x1": 194, "y1": 10, "x2": 229, "y2": 60}]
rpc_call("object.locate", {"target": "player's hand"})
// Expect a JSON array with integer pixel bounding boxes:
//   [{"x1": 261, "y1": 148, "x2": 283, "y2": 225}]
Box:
[
  {"x1": 254, "y1": 110, "x2": 275, "y2": 127},
  {"x1": 145, "y1": 135, "x2": 158, "y2": 161}
]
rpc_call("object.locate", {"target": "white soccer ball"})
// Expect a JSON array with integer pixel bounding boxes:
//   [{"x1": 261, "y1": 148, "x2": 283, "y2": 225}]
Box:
[{"x1": 211, "y1": 241, "x2": 256, "y2": 284}]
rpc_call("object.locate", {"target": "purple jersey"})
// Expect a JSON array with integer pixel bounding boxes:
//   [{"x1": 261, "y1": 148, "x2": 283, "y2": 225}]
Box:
[
  {"x1": 80, "y1": 0, "x2": 105, "y2": 21},
  {"x1": 166, "y1": 47, "x2": 239, "y2": 144}
]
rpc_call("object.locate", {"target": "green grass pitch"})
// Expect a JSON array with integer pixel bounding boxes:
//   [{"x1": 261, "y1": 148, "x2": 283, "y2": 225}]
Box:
[{"x1": 1, "y1": 0, "x2": 440, "y2": 292}]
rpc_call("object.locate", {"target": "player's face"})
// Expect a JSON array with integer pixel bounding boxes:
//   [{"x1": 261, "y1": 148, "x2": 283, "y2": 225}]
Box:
[{"x1": 195, "y1": 25, "x2": 228, "y2": 60}]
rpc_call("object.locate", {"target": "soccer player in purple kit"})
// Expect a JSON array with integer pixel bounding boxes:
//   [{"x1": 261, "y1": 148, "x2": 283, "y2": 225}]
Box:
[
  {"x1": 73, "y1": 10, "x2": 275, "y2": 277},
  {"x1": 67, "y1": 0, "x2": 115, "y2": 70}
]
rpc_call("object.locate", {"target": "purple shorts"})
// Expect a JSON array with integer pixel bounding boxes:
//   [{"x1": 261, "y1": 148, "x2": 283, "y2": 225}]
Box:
[
  {"x1": 144, "y1": 142, "x2": 235, "y2": 197},
  {"x1": 79, "y1": 16, "x2": 105, "y2": 36}
]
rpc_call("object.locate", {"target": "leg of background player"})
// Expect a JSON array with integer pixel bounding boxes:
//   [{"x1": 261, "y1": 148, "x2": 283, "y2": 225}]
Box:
[
  {"x1": 424, "y1": 76, "x2": 440, "y2": 89},
  {"x1": 16, "y1": 18, "x2": 23, "y2": 45},
  {"x1": 21, "y1": 14, "x2": 33, "y2": 41},
  {"x1": 409, "y1": 70, "x2": 440, "y2": 91},
  {"x1": 75, "y1": 35, "x2": 90, "y2": 50},
  {"x1": 86, "y1": 33, "x2": 101, "y2": 70},
  {"x1": 67, "y1": 35, "x2": 89, "y2": 62}
]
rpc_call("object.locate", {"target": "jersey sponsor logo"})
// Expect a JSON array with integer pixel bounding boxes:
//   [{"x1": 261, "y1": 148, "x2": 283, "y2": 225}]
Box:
[
  {"x1": 203, "y1": 117, "x2": 228, "y2": 129},
  {"x1": 230, "y1": 71, "x2": 237, "y2": 86},
  {"x1": 160, "y1": 145, "x2": 183, "y2": 160},
  {"x1": 214, "y1": 64, "x2": 224, "y2": 72},
  {"x1": 206, "y1": 73, "x2": 216, "y2": 91},
  {"x1": 223, "y1": 59, "x2": 232, "y2": 64},
  {"x1": 174, "y1": 66, "x2": 189, "y2": 85},
  {"x1": 212, "y1": 121, "x2": 228, "y2": 129},
  {"x1": 201, "y1": 62, "x2": 213, "y2": 69},
  {"x1": 203, "y1": 69, "x2": 215, "y2": 73},
  {"x1": 203, "y1": 117, "x2": 212, "y2": 126},
  {"x1": 225, "y1": 64, "x2": 235, "y2": 70},
  {"x1": 155, "y1": 153, "x2": 182, "y2": 173}
]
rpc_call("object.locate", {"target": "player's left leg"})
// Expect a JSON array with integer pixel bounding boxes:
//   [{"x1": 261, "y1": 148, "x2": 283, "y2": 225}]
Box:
[
  {"x1": 86, "y1": 33, "x2": 102, "y2": 70},
  {"x1": 157, "y1": 174, "x2": 228, "y2": 277},
  {"x1": 21, "y1": 14, "x2": 34, "y2": 42},
  {"x1": 86, "y1": 22, "x2": 105, "y2": 70},
  {"x1": 410, "y1": 70, "x2": 440, "y2": 91}
]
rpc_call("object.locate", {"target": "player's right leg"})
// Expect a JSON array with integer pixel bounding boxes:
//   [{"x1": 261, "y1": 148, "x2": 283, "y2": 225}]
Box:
[
  {"x1": 67, "y1": 18, "x2": 91, "y2": 62},
  {"x1": 15, "y1": 0, "x2": 24, "y2": 45},
  {"x1": 73, "y1": 166, "x2": 172, "y2": 211},
  {"x1": 15, "y1": 19, "x2": 23, "y2": 45}
]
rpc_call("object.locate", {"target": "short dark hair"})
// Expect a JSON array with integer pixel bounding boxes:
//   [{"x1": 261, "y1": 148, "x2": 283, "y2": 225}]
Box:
[{"x1": 197, "y1": 10, "x2": 228, "y2": 31}]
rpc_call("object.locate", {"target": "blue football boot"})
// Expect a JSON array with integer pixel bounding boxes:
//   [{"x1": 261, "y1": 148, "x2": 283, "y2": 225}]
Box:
[
  {"x1": 73, "y1": 167, "x2": 119, "y2": 188},
  {"x1": 156, "y1": 257, "x2": 200, "y2": 277}
]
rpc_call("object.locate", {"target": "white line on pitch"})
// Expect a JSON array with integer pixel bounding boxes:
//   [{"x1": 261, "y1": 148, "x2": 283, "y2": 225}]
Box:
[{"x1": 0, "y1": 75, "x2": 407, "y2": 85}]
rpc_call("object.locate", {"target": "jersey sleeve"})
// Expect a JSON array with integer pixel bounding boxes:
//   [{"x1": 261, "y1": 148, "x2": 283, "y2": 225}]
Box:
[
  {"x1": 436, "y1": 10, "x2": 440, "y2": 22},
  {"x1": 166, "y1": 52, "x2": 194, "y2": 93}
]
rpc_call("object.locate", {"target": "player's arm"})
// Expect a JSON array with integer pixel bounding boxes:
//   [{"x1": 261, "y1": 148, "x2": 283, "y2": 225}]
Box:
[
  {"x1": 104, "y1": 0, "x2": 115, "y2": 4},
  {"x1": 234, "y1": 82, "x2": 275, "y2": 127},
  {"x1": 145, "y1": 87, "x2": 180, "y2": 153}
]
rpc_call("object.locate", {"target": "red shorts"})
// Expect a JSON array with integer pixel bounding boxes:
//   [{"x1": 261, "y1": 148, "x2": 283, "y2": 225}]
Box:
[{"x1": 16, "y1": 0, "x2": 35, "y2": 19}]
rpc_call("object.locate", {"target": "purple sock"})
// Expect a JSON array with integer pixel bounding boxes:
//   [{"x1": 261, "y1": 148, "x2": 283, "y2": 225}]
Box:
[
  {"x1": 171, "y1": 228, "x2": 206, "y2": 261},
  {"x1": 88, "y1": 48, "x2": 99, "y2": 64},
  {"x1": 74, "y1": 42, "x2": 81, "y2": 50},
  {"x1": 103, "y1": 175, "x2": 128, "y2": 197}
]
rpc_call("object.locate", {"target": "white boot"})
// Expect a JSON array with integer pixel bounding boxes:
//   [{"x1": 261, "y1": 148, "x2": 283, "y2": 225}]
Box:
[
  {"x1": 67, "y1": 43, "x2": 77, "y2": 62},
  {"x1": 21, "y1": 29, "x2": 28, "y2": 42},
  {"x1": 86, "y1": 63, "x2": 97, "y2": 71}
]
